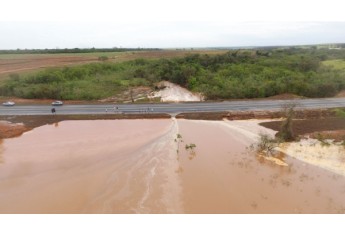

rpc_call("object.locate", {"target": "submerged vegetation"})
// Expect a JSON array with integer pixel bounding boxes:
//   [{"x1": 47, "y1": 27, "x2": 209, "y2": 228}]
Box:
[
  {"x1": 1, "y1": 47, "x2": 345, "y2": 100},
  {"x1": 252, "y1": 133, "x2": 280, "y2": 155}
]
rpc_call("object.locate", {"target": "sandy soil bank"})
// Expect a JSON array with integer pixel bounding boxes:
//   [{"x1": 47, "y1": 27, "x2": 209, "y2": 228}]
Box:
[
  {"x1": 149, "y1": 81, "x2": 203, "y2": 102},
  {"x1": 280, "y1": 139, "x2": 345, "y2": 176}
]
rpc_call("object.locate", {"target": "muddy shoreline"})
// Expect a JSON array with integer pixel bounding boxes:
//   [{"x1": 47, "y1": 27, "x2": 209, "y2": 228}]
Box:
[{"x1": 0, "y1": 108, "x2": 344, "y2": 139}]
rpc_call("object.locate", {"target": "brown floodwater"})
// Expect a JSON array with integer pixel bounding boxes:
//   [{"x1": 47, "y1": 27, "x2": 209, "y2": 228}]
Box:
[
  {"x1": 0, "y1": 119, "x2": 181, "y2": 213},
  {"x1": 0, "y1": 118, "x2": 345, "y2": 213},
  {"x1": 177, "y1": 119, "x2": 345, "y2": 213}
]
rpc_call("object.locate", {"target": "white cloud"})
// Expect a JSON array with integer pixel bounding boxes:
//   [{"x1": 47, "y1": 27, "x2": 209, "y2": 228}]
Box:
[
  {"x1": 1, "y1": 21, "x2": 344, "y2": 49},
  {"x1": 2, "y1": 0, "x2": 345, "y2": 22},
  {"x1": 1, "y1": 0, "x2": 345, "y2": 49}
]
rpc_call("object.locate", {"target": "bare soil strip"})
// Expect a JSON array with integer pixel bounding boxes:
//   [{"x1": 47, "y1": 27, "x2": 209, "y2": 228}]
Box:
[{"x1": 260, "y1": 117, "x2": 345, "y2": 141}]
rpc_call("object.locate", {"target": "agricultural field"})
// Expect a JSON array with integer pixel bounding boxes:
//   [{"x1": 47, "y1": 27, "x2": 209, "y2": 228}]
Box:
[{"x1": 0, "y1": 49, "x2": 223, "y2": 78}]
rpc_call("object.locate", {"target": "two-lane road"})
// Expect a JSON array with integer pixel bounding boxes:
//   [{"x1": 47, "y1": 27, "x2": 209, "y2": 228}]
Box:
[{"x1": 1, "y1": 98, "x2": 345, "y2": 116}]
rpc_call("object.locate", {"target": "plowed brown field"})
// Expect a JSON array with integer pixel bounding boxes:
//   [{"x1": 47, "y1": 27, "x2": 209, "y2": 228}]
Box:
[{"x1": 0, "y1": 50, "x2": 223, "y2": 77}]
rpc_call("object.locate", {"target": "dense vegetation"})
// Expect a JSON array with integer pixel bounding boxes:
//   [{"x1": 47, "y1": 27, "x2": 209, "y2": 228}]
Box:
[{"x1": 1, "y1": 47, "x2": 345, "y2": 100}]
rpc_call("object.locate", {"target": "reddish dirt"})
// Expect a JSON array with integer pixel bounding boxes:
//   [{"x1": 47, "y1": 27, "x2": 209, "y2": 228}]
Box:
[
  {"x1": 308, "y1": 130, "x2": 345, "y2": 142},
  {"x1": 260, "y1": 117, "x2": 345, "y2": 141},
  {"x1": 266, "y1": 93, "x2": 304, "y2": 100},
  {"x1": 336, "y1": 90, "x2": 345, "y2": 97},
  {"x1": 176, "y1": 108, "x2": 339, "y2": 120},
  {"x1": 0, "y1": 55, "x2": 98, "y2": 75},
  {"x1": 0, "y1": 121, "x2": 29, "y2": 139}
]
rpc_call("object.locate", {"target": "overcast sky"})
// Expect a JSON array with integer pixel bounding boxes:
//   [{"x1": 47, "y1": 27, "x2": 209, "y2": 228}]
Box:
[{"x1": 1, "y1": 0, "x2": 345, "y2": 49}]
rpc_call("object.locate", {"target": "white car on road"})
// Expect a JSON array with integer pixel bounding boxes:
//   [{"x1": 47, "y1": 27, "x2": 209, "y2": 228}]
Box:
[
  {"x1": 2, "y1": 101, "x2": 15, "y2": 106},
  {"x1": 52, "y1": 101, "x2": 63, "y2": 106}
]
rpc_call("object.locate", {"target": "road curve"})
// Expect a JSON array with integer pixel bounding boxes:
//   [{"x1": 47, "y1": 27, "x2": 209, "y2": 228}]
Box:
[{"x1": 1, "y1": 98, "x2": 345, "y2": 116}]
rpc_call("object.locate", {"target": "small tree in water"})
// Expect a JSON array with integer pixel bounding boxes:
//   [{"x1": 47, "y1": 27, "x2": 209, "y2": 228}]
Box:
[
  {"x1": 185, "y1": 143, "x2": 197, "y2": 160},
  {"x1": 277, "y1": 103, "x2": 297, "y2": 141},
  {"x1": 255, "y1": 134, "x2": 279, "y2": 155}
]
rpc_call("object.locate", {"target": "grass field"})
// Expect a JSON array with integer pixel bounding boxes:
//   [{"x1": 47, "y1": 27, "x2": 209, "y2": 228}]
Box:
[{"x1": 322, "y1": 59, "x2": 345, "y2": 70}]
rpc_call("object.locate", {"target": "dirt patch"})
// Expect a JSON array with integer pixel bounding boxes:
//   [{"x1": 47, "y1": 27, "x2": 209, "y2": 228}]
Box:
[
  {"x1": 306, "y1": 130, "x2": 345, "y2": 142},
  {"x1": 0, "y1": 121, "x2": 29, "y2": 139},
  {"x1": 0, "y1": 55, "x2": 98, "y2": 76},
  {"x1": 336, "y1": 90, "x2": 345, "y2": 98},
  {"x1": 260, "y1": 117, "x2": 345, "y2": 140},
  {"x1": 176, "y1": 108, "x2": 339, "y2": 120},
  {"x1": 266, "y1": 93, "x2": 304, "y2": 100}
]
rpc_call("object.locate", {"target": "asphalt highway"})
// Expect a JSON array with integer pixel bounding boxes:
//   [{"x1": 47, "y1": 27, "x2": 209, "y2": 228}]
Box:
[{"x1": 1, "y1": 98, "x2": 345, "y2": 116}]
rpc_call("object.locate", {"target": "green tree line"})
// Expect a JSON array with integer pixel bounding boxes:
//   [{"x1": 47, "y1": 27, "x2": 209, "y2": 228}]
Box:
[{"x1": 1, "y1": 48, "x2": 344, "y2": 100}]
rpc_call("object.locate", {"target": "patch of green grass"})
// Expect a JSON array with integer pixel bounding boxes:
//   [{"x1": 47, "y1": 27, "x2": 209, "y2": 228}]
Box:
[
  {"x1": 333, "y1": 108, "x2": 345, "y2": 118},
  {"x1": 322, "y1": 59, "x2": 345, "y2": 70}
]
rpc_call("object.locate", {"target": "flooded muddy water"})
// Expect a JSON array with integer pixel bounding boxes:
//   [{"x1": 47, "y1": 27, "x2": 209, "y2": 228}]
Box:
[
  {"x1": 0, "y1": 120, "x2": 181, "y2": 213},
  {"x1": 0, "y1": 119, "x2": 345, "y2": 213},
  {"x1": 177, "y1": 119, "x2": 345, "y2": 213}
]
